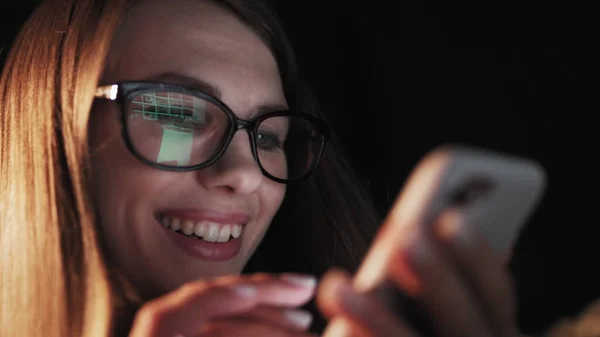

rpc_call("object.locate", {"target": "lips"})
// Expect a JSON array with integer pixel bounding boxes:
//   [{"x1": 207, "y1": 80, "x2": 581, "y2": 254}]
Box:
[
  {"x1": 160, "y1": 215, "x2": 243, "y2": 242},
  {"x1": 159, "y1": 209, "x2": 251, "y2": 224},
  {"x1": 156, "y1": 208, "x2": 250, "y2": 261}
]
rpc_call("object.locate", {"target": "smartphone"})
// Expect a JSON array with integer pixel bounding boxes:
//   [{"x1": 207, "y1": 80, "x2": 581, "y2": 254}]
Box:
[{"x1": 322, "y1": 144, "x2": 546, "y2": 336}]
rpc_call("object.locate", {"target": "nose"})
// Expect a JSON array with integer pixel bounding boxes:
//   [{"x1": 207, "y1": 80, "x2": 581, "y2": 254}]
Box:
[{"x1": 196, "y1": 132, "x2": 264, "y2": 194}]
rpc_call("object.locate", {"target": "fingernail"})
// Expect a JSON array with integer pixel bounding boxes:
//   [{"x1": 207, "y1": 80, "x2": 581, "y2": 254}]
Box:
[
  {"x1": 231, "y1": 285, "x2": 257, "y2": 298},
  {"x1": 281, "y1": 273, "x2": 317, "y2": 289},
  {"x1": 282, "y1": 309, "x2": 313, "y2": 329}
]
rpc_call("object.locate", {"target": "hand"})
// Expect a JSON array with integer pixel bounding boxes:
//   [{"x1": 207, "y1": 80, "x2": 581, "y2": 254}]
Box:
[
  {"x1": 128, "y1": 273, "x2": 319, "y2": 337},
  {"x1": 317, "y1": 210, "x2": 521, "y2": 337}
]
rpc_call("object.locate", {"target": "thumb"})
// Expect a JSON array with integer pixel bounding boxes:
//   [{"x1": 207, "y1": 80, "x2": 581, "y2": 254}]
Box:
[{"x1": 316, "y1": 268, "x2": 354, "y2": 318}]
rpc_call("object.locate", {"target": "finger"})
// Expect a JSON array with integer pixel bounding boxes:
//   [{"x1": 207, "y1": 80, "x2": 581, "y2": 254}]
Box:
[
  {"x1": 318, "y1": 269, "x2": 419, "y2": 337},
  {"x1": 197, "y1": 319, "x2": 320, "y2": 337},
  {"x1": 211, "y1": 272, "x2": 318, "y2": 305},
  {"x1": 433, "y1": 210, "x2": 519, "y2": 336},
  {"x1": 389, "y1": 230, "x2": 495, "y2": 337},
  {"x1": 129, "y1": 274, "x2": 317, "y2": 337},
  {"x1": 316, "y1": 268, "x2": 346, "y2": 319},
  {"x1": 231, "y1": 307, "x2": 314, "y2": 331}
]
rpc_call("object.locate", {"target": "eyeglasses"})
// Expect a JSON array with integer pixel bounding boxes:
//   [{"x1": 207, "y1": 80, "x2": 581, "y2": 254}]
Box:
[{"x1": 94, "y1": 82, "x2": 329, "y2": 183}]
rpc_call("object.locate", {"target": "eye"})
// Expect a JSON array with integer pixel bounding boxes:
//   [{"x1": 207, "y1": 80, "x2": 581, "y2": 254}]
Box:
[{"x1": 256, "y1": 130, "x2": 283, "y2": 151}]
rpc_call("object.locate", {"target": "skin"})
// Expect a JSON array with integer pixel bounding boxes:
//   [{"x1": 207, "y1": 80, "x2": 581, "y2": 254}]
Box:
[
  {"x1": 318, "y1": 210, "x2": 521, "y2": 337},
  {"x1": 85, "y1": 1, "x2": 519, "y2": 335},
  {"x1": 88, "y1": 0, "x2": 287, "y2": 299}
]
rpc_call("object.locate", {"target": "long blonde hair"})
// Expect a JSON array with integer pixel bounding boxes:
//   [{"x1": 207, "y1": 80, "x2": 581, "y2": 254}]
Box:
[
  {"x1": 0, "y1": 1, "x2": 130, "y2": 336},
  {"x1": 1, "y1": 0, "x2": 383, "y2": 335}
]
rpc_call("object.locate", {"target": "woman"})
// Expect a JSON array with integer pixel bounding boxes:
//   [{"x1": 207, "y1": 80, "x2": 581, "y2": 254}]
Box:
[{"x1": 0, "y1": 0, "x2": 519, "y2": 336}]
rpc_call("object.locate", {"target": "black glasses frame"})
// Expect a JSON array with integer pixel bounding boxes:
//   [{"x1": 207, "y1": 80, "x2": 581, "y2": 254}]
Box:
[{"x1": 94, "y1": 81, "x2": 330, "y2": 183}]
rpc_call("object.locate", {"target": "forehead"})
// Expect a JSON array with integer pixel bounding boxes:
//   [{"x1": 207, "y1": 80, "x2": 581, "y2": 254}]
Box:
[{"x1": 103, "y1": 0, "x2": 284, "y2": 108}]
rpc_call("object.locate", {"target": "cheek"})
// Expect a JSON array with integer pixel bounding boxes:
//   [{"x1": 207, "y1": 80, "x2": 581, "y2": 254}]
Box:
[
  {"x1": 259, "y1": 183, "x2": 286, "y2": 221},
  {"x1": 89, "y1": 105, "x2": 136, "y2": 206},
  {"x1": 89, "y1": 115, "x2": 179, "y2": 275},
  {"x1": 88, "y1": 104, "x2": 165, "y2": 232}
]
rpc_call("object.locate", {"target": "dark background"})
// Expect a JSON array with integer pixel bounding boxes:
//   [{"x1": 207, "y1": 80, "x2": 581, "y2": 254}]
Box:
[{"x1": 1, "y1": 1, "x2": 596, "y2": 334}]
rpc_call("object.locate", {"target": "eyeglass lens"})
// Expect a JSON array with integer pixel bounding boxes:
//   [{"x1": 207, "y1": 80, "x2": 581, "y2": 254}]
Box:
[{"x1": 124, "y1": 90, "x2": 322, "y2": 181}]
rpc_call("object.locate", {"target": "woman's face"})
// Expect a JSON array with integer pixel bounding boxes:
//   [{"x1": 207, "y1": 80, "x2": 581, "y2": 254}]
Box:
[{"x1": 89, "y1": 0, "x2": 287, "y2": 297}]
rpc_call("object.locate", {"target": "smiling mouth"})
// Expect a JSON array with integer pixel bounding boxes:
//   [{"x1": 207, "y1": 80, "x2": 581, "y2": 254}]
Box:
[{"x1": 160, "y1": 215, "x2": 244, "y2": 243}]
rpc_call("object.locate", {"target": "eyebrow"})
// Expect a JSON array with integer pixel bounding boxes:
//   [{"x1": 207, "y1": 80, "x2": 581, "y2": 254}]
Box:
[{"x1": 144, "y1": 72, "x2": 289, "y2": 116}]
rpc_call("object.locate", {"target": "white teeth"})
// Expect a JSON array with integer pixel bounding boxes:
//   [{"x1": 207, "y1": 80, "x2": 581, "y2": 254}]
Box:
[
  {"x1": 182, "y1": 220, "x2": 195, "y2": 235},
  {"x1": 217, "y1": 226, "x2": 231, "y2": 243},
  {"x1": 171, "y1": 218, "x2": 181, "y2": 231},
  {"x1": 194, "y1": 221, "x2": 206, "y2": 237},
  {"x1": 205, "y1": 223, "x2": 220, "y2": 242},
  {"x1": 232, "y1": 224, "x2": 242, "y2": 238},
  {"x1": 162, "y1": 216, "x2": 243, "y2": 242}
]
